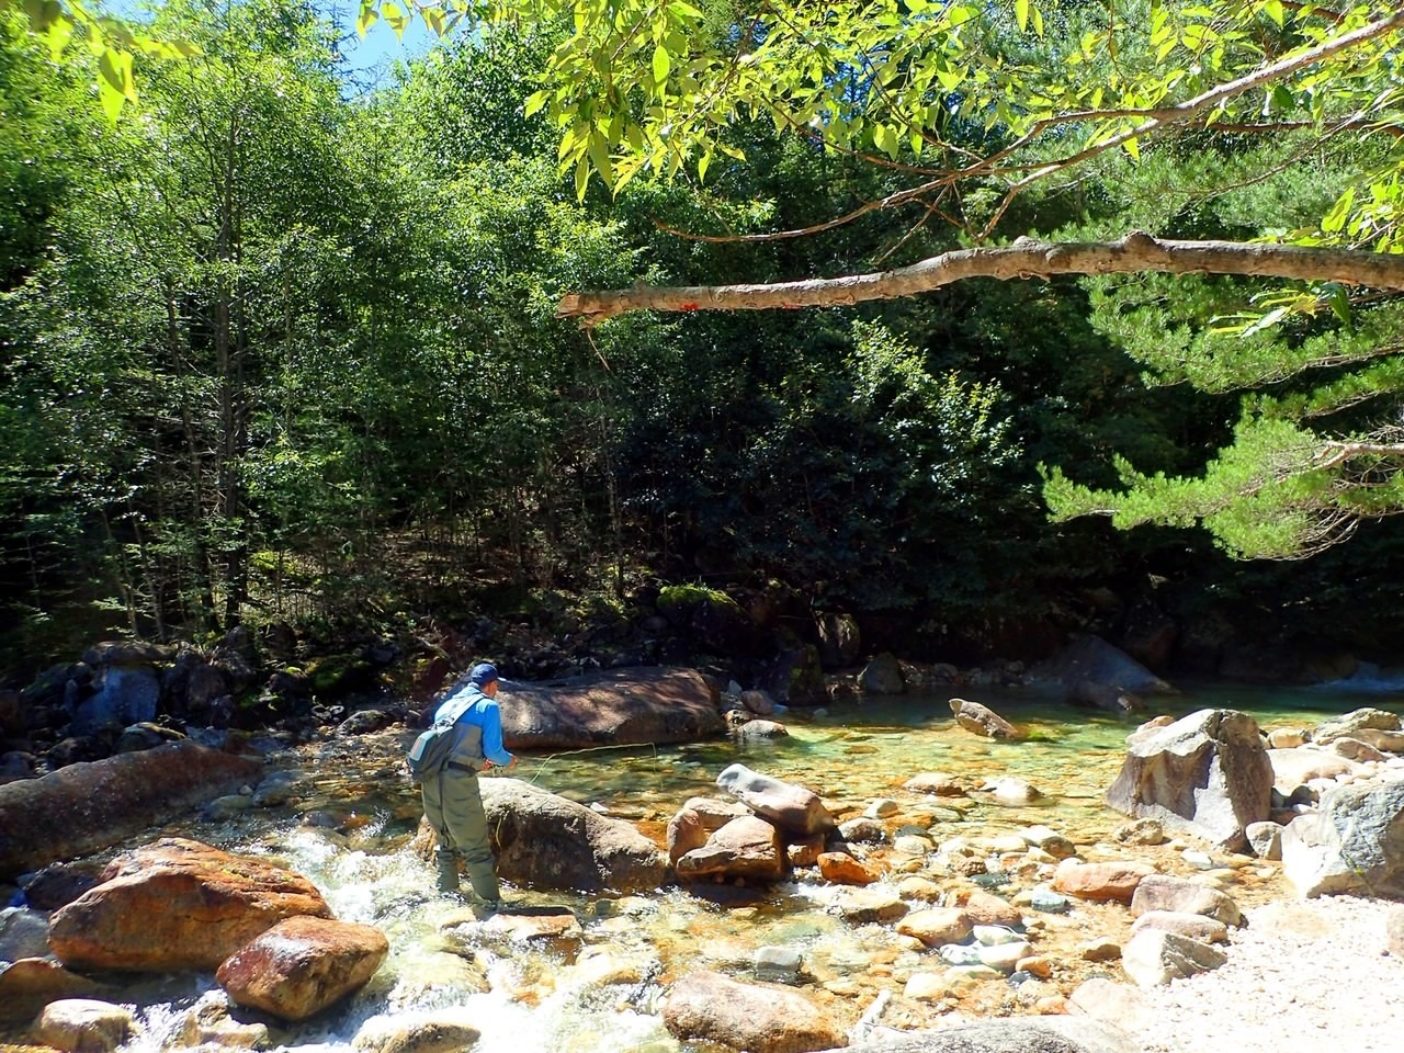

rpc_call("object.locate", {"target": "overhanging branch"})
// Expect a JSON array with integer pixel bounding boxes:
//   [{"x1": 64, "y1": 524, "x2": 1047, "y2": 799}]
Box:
[{"x1": 556, "y1": 233, "x2": 1404, "y2": 322}]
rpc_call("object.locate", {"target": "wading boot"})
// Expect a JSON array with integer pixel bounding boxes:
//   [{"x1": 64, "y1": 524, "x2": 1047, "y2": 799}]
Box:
[
  {"x1": 435, "y1": 849, "x2": 461, "y2": 895},
  {"x1": 465, "y1": 858, "x2": 501, "y2": 909}
]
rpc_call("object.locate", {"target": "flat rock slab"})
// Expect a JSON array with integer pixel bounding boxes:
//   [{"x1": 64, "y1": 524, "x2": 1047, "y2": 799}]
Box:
[
  {"x1": 663, "y1": 969, "x2": 847, "y2": 1053},
  {"x1": 500, "y1": 666, "x2": 722, "y2": 750},
  {"x1": 827, "y1": 1018, "x2": 1137, "y2": 1053},
  {"x1": 217, "y1": 916, "x2": 388, "y2": 1022},
  {"x1": 49, "y1": 837, "x2": 330, "y2": 972},
  {"x1": 0, "y1": 742, "x2": 262, "y2": 878}
]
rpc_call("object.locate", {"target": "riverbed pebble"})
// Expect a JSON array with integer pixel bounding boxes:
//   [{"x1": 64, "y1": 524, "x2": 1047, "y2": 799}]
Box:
[
  {"x1": 897, "y1": 907, "x2": 974, "y2": 946},
  {"x1": 976, "y1": 941, "x2": 1030, "y2": 972},
  {"x1": 832, "y1": 887, "x2": 908, "y2": 923},
  {"x1": 1028, "y1": 889, "x2": 1070, "y2": 914},
  {"x1": 818, "y1": 852, "x2": 880, "y2": 885},
  {"x1": 33, "y1": 999, "x2": 134, "y2": 1053},
  {"x1": 1079, "y1": 936, "x2": 1122, "y2": 962},
  {"x1": 1112, "y1": 818, "x2": 1166, "y2": 845},
  {"x1": 1121, "y1": 929, "x2": 1227, "y2": 988},
  {"x1": 1052, "y1": 859, "x2": 1155, "y2": 903},
  {"x1": 865, "y1": 799, "x2": 900, "y2": 819},
  {"x1": 353, "y1": 1008, "x2": 480, "y2": 1053},
  {"x1": 1130, "y1": 874, "x2": 1242, "y2": 926},
  {"x1": 892, "y1": 835, "x2": 934, "y2": 856}
]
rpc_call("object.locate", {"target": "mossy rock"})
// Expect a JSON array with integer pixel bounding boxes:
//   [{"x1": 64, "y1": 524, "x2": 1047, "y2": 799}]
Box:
[
  {"x1": 657, "y1": 584, "x2": 740, "y2": 614},
  {"x1": 304, "y1": 654, "x2": 375, "y2": 697}
]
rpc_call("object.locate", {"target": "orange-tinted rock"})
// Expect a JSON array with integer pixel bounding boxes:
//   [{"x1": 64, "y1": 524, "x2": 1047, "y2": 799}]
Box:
[
  {"x1": 896, "y1": 908, "x2": 974, "y2": 947},
  {"x1": 955, "y1": 888, "x2": 1023, "y2": 927},
  {"x1": 666, "y1": 797, "x2": 748, "y2": 863},
  {"x1": 675, "y1": 815, "x2": 784, "y2": 883},
  {"x1": 662, "y1": 970, "x2": 845, "y2": 1053},
  {"x1": 216, "y1": 916, "x2": 387, "y2": 1022},
  {"x1": 786, "y1": 835, "x2": 826, "y2": 868},
  {"x1": 817, "y1": 852, "x2": 879, "y2": 886},
  {"x1": 1052, "y1": 860, "x2": 1155, "y2": 904},
  {"x1": 903, "y1": 772, "x2": 968, "y2": 797},
  {"x1": 49, "y1": 838, "x2": 330, "y2": 972}
]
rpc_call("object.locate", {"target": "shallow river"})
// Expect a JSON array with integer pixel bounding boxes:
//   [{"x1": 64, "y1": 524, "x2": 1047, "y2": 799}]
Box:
[{"x1": 48, "y1": 683, "x2": 1404, "y2": 1052}]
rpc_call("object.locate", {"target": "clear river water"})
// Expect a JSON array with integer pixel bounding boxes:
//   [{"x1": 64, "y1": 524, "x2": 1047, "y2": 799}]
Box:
[{"x1": 19, "y1": 681, "x2": 1404, "y2": 1053}]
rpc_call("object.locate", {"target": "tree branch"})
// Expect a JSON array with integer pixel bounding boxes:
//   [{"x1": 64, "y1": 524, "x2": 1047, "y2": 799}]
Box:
[{"x1": 556, "y1": 232, "x2": 1404, "y2": 322}]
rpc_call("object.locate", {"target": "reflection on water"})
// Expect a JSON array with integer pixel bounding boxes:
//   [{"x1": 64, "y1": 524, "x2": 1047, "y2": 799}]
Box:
[{"x1": 53, "y1": 686, "x2": 1404, "y2": 1051}]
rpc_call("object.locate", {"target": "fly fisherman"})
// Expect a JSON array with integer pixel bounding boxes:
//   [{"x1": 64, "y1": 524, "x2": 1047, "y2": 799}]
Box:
[{"x1": 421, "y1": 662, "x2": 514, "y2": 906}]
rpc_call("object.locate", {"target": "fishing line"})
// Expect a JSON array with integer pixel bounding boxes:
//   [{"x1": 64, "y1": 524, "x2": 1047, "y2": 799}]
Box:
[{"x1": 488, "y1": 739, "x2": 661, "y2": 842}]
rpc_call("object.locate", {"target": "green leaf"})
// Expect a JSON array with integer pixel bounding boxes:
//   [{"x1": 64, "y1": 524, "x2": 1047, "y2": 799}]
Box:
[
  {"x1": 524, "y1": 90, "x2": 549, "y2": 117},
  {"x1": 1325, "y1": 284, "x2": 1351, "y2": 324},
  {"x1": 574, "y1": 155, "x2": 589, "y2": 201},
  {"x1": 43, "y1": 13, "x2": 73, "y2": 60},
  {"x1": 1321, "y1": 187, "x2": 1355, "y2": 234},
  {"x1": 1263, "y1": 0, "x2": 1286, "y2": 27},
  {"x1": 97, "y1": 46, "x2": 136, "y2": 107},
  {"x1": 383, "y1": 2, "x2": 409, "y2": 39},
  {"x1": 652, "y1": 44, "x2": 671, "y2": 86},
  {"x1": 356, "y1": 2, "x2": 378, "y2": 38},
  {"x1": 587, "y1": 129, "x2": 614, "y2": 188},
  {"x1": 697, "y1": 147, "x2": 711, "y2": 182},
  {"x1": 1015, "y1": 0, "x2": 1030, "y2": 32}
]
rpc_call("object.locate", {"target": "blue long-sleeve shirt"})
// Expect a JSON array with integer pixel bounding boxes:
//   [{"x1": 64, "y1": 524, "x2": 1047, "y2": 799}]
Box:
[{"x1": 434, "y1": 685, "x2": 513, "y2": 768}]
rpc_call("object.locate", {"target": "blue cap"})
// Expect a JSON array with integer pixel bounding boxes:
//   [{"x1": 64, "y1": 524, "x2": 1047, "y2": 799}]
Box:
[{"x1": 468, "y1": 662, "x2": 499, "y2": 687}]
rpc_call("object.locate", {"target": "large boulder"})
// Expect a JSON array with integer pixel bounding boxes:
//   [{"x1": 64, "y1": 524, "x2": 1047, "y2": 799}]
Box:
[
  {"x1": 675, "y1": 815, "x2": 785, "y2": 883},
  {"x1": 48, "y1": 838, "x2": 331, "y2": 972},
  {"x1": 0, "y1": 741, "x2": 262, "y2": 878},
  {"x1": 1035, "y1": 636, "x2": 1171, "y2": 712},
  {"x1": 216, "y1": 916, "x2": 388, "y2": 1022},
  {"x1": 858, "y1": 653, "x2": 906, "y2": 695},
  {"x1": 1280, "y1": 774, "x2": 1404, "y2": 898},
  {"x1": 498, "y1": 667, "x2": 722, "y2": 750},
  {"x1": 829, "y1": 1019, "x2": 1136, "y2": 1053},
  {"x1": 418, "y1": 778, "x2": 666, "y2": 893},
  {"x1": 1104, "y1": 709, "x2": 1272, "y2": 850},
  {"x1": 661, "y1": 969, "x2": 846, "y2": 1053},
  {"x1": 716, "y1": 764, "x2": 834, "y2": 837},
  {"x1": 70, "y1": 665, "x2": 160, "y2": 737}
]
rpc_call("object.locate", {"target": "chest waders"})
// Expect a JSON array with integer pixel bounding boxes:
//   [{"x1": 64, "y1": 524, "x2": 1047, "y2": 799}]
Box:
[{"x1": 419, "y1": 721, "x2": 501, "y2": 903}]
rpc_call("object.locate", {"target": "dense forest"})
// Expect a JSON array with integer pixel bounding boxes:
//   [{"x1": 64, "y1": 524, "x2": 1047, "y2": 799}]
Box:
[{"x1": 3, "y1": 0, "x2": 1403, "y2": 682}]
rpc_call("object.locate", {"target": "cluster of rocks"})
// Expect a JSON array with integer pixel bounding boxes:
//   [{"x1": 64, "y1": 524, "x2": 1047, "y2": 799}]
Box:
[
  {"x1": 1, "y1": 838, "x2": 388, "y2": 1052},
  {"x1": 651, "y1": 755, "x2": 1265, "y2": 1052},
  {"x1": 0, "y1": 630, "x2": 413, "y2": 785},
  {"x1": 1103, "y1": 705, "x2": 1404, "y2": 899}
]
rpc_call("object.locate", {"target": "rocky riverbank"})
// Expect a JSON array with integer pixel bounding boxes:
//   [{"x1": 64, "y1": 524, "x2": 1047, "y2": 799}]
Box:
[{"x1": 3, "y1": 693, "x2": 1403, "y2": 1053}]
